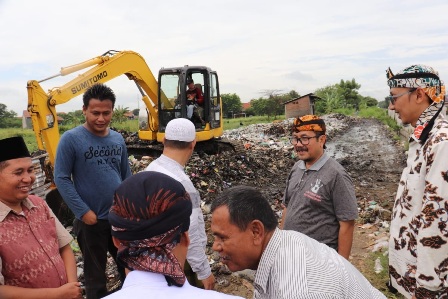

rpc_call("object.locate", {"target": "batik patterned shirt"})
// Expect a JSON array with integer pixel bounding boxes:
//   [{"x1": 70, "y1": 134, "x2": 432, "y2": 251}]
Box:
[{"x1": 389, "y1": 115, "x2": 448, "y2": 298}]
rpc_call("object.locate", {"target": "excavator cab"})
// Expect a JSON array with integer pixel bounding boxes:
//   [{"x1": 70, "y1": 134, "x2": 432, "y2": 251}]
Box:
[{"x1": 154, "y1": 66, "x2": 223, "y2": 142}]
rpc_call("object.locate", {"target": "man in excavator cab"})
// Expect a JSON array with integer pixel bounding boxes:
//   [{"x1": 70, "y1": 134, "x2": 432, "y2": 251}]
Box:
[{"x1": 186, "y1": 78, "x2": 205, "y2": 126}]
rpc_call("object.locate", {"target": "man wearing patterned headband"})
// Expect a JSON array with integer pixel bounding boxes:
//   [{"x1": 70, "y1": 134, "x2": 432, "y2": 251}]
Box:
[
  {"x1": 280, "y1": 115, "x2": 358, "y2": 260},
  {"x1": 0, "y1": 137, "x2": 82, "y2": 299},
  {"x1": 386, "y1": 65, "x2": 448, "y2": 298},
  {"x1": 104, "y1": 171, "x2": 242, "y2": 298}
]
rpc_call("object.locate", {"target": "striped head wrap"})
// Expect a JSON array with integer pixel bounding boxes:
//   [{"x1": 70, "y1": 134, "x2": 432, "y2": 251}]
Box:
[
  {"x1": 109, "y1": 171, "x2": 192, "y2": 287},
  {"x1": 386, "y1": 64, "x2": 445, "y2": 104},
  {"x1": 386, "y1": 65, "x2": 446, "y2": 143}
]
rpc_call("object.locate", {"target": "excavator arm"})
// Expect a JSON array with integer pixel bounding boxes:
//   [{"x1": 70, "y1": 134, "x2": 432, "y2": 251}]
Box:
[{"x1": 27, "y1": 50, "x2": 169, "y2": 165}]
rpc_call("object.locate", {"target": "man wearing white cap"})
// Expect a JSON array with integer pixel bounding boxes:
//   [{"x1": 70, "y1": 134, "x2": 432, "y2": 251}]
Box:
[
  {"x1": 144, "y1": 118, "x2": 215, "y2": 290},
  {"x1": 0, "y1": 137, "x2": 82, "y2": 299}
]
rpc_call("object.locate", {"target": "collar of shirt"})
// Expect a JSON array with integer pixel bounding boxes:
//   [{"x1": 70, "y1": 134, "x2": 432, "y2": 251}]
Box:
[
  {"x1": 297, "y1": 152, "x2": 330, "y2": 171},
  {"x1": 0, "y1": 197, "x2": 36, "y2": 222},
  {"x1": 122, "y1": 270, "x2": 172, "y2": 289},
  {"x1": 253, "y1": 228, "x2": 282, "y2": 295}
]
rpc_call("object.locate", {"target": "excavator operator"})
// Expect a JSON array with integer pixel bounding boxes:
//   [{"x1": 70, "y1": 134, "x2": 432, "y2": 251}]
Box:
[{"x1": 186, "y1": 78, "x2": 205, "y2": 126}]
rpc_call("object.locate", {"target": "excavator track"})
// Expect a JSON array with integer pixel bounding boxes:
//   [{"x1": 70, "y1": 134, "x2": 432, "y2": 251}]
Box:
[{"x1": 125, "y1": 138, "x2": 236, "y2": 158}]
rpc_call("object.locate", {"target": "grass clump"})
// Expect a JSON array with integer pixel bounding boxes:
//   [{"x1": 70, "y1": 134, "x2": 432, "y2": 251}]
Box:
[{"x1": 360, "y1": 251, "x2": 405, "y2": 299}]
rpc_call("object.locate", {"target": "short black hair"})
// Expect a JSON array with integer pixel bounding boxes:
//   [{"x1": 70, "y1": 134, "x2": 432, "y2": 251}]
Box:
[
  {"x1": 0, "y1": 160, "x2": 9, "y2": 171},
  {"x1": 83, "y1": 83, "x2": 116, "y2": 107},
  {"x1": 211, "y1": 185, "x2": 278, "y2": 232},
  {"x1": 164, "y1": 139, "x2": 193, "y2": 150}
]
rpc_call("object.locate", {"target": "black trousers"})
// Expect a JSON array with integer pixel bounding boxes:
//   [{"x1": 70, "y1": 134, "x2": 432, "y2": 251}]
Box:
[{"x1": 74, "y1": 219, "x2": 125, "y2": 299}]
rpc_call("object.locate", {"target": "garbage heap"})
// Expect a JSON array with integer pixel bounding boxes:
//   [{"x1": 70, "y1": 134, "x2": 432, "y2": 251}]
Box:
[{"x1": 127, "y1": 114, "x2": 353, "y2": 206}]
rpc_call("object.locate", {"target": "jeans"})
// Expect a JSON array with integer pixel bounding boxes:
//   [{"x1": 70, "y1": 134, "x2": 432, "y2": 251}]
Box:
[{"x1": 74, "y1": 219, "x2": 125, "y2": 299}]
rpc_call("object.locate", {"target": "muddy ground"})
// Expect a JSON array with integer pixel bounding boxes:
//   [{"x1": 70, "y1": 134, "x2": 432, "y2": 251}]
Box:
[{"x1": 73, "y1": 114, "x2": 407, "y2": 298}]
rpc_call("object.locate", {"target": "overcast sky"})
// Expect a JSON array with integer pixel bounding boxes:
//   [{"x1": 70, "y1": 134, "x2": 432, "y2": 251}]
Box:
[{"x1": 1, "y1": 0, "x2": 447, "y2": 115}]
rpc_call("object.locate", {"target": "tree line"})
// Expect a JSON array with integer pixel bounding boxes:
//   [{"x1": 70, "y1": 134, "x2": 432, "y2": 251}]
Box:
[
  {"x1": 222, "y1": 78, "x2": 385, "y2": 119},
  {"x1": 1, "y1": 78, "x2": 387, "y2": 128},
  {"x1": 0, "y1": 104, "x2": 20, "y2": 128},
  {"x1": 0, "y1": 104, "x2": 138, "y2": 128}
]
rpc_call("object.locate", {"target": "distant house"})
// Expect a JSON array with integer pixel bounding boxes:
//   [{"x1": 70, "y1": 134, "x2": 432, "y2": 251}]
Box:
[
  {"x1": 242, "y1": 102, "x2": 251, "y2": 111},
  {"x1": 22, "y1": 110, "x2": 64, "y2": 129},
  {"x1": 22, "y1": 110, "x2": 32, "y2": 129},
  {"x1": 283, "y1": 93, "x2": 320, "y2": 119},
  {"x1": 124, "y1": 111, "x2": 135, "y2": 120}
]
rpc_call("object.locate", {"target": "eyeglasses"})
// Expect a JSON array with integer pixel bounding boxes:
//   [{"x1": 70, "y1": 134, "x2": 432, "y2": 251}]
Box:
[
  {"x1": 290, "y1": 135, "x2": 320, "y2": 145},
  {"x1": 385, "y1": 88, "x2": 416, "y2": 105}
]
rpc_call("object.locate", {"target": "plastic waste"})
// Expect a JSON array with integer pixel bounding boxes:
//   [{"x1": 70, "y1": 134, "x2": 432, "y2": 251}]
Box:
[{"x1": 374, "y1": 257, "x2": 383, "y2": 274}]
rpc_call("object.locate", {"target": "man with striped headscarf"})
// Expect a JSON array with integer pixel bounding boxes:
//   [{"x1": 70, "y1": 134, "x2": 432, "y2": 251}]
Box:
[
  {"x1": 104, "y1": 171, "x2": 242, "y2": 298},
  {"x1": 386, "y1": 65, "x2": 448, "y2": 299}
]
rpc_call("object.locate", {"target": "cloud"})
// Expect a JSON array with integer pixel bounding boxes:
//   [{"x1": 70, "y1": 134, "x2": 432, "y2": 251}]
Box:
[{"x1": 1, "y1": 0, "x2": 447, "y2": 114}]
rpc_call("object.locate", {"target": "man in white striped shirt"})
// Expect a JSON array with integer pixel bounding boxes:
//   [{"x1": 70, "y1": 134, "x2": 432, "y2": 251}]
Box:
[{"x1": 211, "y1": 186, "x2": 386, "y2": 299}]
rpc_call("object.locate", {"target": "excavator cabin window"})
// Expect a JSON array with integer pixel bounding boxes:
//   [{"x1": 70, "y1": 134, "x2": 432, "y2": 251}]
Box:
[{"x1": 158, "y1": 71, "x2": 208, "y2": 131}]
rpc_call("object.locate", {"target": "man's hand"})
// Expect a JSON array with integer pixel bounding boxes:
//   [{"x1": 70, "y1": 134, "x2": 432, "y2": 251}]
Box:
[
  {"x1": 201, "y1": 273, "x2": 215, "y2": 290},
  {"x1": 58, "y1": 282, "x2": 82, "y2": 299},
  {"x1": 81, "y1": 210, "x2": 97, "y2": 225}
]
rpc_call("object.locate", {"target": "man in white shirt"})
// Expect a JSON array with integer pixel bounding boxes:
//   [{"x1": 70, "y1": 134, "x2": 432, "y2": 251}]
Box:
[
  {"x1": 144, "y1": 118, "x2": 215, "y2": 289},
  {"x1": 211, "y1": 185, "x2": 386, "y2": 299}
]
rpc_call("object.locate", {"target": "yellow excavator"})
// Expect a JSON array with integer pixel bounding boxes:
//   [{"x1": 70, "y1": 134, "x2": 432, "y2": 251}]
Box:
[
  {"x1": 27, "y1": 50, "x2": 224, "y2": 167},
  {"x1": 27, "y1": 50, "x2": 225, "y2": 224}
]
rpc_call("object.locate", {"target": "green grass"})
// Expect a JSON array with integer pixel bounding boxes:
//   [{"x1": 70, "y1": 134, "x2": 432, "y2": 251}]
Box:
[
  {"x1": 0, "y1": 120, "x2": 141, "y2": 154},
  {"x1": 223, "y1": 115, "x2": 286, "y2": 130},
  {"x1": 0, "y1": 128, "x2": 39, "y2": 152},
  {"x1": 362, "y1": 252, "x2": 405, "y2": 299},
  {"x1": 357, "y1": 107, "x2": 400, "y2": 131}
]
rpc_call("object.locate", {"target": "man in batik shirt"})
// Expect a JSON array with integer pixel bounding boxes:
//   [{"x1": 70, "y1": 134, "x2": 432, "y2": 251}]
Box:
[{"x1": 386, "y1": 65, "x2": 448, "y2": 298}]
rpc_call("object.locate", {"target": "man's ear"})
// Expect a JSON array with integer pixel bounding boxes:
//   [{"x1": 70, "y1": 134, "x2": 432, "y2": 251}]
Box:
[
  {"x1": 415, "y1": 88, "x2": 431, "y2": 104},
  {"x1": 249, "y1": 220, "x2": 265, "y2": 246},
  {"x1": 319, "y1": 134, "x2": 327, "y2": 145},
  {"x1": 181, "y1": 231, "x2": 190, "y2": 247},
  {"x1": 112, "y1": 236, "x2": 121, "y2": 249}
]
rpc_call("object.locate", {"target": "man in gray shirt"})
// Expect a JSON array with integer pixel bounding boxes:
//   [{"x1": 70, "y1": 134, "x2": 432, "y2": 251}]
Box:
[
  {"x1": 144, "y1": 118, "x2": 215, "y2": 289},
  {"x1": 280, "y1": 115, "x2": 358, "y2": 259}
]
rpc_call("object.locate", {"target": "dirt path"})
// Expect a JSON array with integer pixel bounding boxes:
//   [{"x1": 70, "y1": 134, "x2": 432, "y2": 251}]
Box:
[{"x1": 329, "y1": 118, "x2": 406, "y2": 297}]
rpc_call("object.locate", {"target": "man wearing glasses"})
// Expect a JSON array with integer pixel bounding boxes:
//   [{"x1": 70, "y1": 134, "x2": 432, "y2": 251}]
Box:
[
  {"x1": 280, "y1": 115, "x2": 358, "y2": 260},
  {"x1": 386, "y1": 65, "x2": 447, "y2": 299}
]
